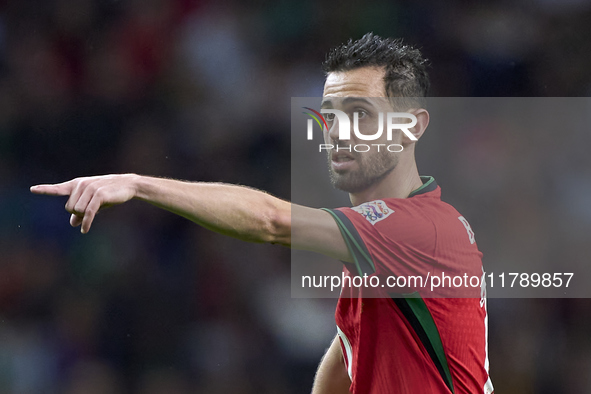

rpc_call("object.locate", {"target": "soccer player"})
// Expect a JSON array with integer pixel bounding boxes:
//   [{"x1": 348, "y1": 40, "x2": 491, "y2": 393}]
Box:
[{"x1": 31, "y1": 33, "x2": 493, "y2": 393}]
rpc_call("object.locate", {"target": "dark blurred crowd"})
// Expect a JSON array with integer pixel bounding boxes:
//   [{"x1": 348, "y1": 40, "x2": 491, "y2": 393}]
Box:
[{"x1": 2, "y1": 0, "x2": 591, "y2": 393}]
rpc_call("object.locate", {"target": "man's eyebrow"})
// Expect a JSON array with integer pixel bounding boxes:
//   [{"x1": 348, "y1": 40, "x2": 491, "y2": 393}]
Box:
[
  {"x1": 320, "y1": 97, "x2": 374, "y2": 108},
  {"x1": 342, "y1": 97, "x2": 373, "y2": 106}
]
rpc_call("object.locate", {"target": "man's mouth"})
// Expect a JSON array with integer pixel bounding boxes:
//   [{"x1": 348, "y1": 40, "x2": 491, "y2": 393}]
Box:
[
  {"x1": 331, "y1": 151, "x2": 355, "y2": 162},
  {"x1": 331, "y1": 150, "x2": 356, "y2": 171}
]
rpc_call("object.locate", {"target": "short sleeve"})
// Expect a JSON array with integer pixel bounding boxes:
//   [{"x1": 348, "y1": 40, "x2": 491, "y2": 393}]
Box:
[{"x1": 322, "y1": 198, "x2": 437, "y2": 279}]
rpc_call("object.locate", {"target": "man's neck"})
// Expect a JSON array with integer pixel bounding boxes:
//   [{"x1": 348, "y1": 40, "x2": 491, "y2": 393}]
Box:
[{"x1": 349, "y1": 159, "x2": 423, "y2": 206}]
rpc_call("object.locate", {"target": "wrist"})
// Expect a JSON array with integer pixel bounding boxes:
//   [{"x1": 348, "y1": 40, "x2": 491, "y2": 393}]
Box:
[{"x1": 126, "y1": 173, "x2": 144, "y2": 200}]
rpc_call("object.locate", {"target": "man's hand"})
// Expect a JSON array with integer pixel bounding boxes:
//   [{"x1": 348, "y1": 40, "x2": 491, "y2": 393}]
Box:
[{"x1": 30, "y1": 174, "x2": 139, "y2": 234}]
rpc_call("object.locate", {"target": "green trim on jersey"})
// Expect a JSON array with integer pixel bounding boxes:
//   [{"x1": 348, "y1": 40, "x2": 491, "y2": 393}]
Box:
[
  {"x1": 404, "y1": 295, "x2": 455, "y2": 393},
  {"x1": 321, "y1": 208, "x2": 375, "y2": 276},
  {"x1": 408, "y1": 175, "x2": 436, "y2": 197}
]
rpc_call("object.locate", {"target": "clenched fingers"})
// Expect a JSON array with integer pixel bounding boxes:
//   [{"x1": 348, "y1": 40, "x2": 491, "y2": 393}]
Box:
[
  {"x1": 81, "y1": 192, "x2": 103, "y2": 234},
  {"x1": 70, "y1": 213, "x2": 83, "y2": 228},
  {"x1": 31, "y1": 174, "x2": 138, "y2": 234}
]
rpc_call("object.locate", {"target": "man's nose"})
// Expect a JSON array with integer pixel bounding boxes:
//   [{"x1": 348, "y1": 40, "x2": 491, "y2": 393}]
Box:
[{"x1": 328, "y1": 116, "x2": 347, "y2": 142}]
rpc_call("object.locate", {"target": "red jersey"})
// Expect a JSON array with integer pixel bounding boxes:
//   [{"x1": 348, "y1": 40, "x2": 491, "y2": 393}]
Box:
[{"x1": 323, "y1": 176, "x2": 494, "y2": 394}]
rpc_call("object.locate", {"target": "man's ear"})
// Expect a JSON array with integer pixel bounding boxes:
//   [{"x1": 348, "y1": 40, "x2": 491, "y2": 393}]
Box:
[{"x1": 402, "y1": 108, "x2": 429, "y2": 144}]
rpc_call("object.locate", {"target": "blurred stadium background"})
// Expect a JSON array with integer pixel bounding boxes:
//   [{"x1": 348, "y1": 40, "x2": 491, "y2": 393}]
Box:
[{"x1": 2, "y1": 0, "x2": 591, "y2": 393}]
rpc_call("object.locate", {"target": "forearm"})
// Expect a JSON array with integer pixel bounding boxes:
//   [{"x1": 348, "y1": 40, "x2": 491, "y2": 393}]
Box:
[{"x1": 133, "y1": 175, "x2": 291, "y2": 244}]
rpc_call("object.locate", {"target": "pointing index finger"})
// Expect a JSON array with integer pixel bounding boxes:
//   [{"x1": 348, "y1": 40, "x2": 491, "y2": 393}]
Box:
[{"x1": 30, "y1": 181, "x2": 74, "y2": 196}]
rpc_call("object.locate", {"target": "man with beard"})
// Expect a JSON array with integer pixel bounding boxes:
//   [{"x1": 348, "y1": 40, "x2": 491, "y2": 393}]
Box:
[{"x1": 31, "y1": 33, "x2": 493, "y2": 393}]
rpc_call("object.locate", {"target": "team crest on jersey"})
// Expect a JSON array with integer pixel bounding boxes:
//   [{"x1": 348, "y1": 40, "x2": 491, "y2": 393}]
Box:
[{"x1": 351, "y1": 200, "x2": 393, "y2": 224}]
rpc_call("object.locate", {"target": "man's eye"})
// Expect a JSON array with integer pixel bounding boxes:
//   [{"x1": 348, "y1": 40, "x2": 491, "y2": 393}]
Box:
[
  {"x1": 324, "y1": 113, "x2": 335, "y2": 121},
  {"x1": 356, "y1": 110, "x2": 368, "y2": 119}
]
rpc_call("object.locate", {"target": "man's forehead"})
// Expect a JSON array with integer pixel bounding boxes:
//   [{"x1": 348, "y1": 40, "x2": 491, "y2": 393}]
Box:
[{"x1": 322, "y1": 67, "x2": 386, "y2": 99}]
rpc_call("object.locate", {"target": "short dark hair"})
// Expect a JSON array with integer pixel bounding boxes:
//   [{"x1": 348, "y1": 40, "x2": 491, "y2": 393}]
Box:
[{"x1": 322, "y1": 33, "x2": 430, "y2": 103}]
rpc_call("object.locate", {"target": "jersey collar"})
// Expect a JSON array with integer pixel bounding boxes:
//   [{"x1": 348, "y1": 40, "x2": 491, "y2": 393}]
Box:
[{"x1": 408, "y1": 176, "x2": 437, "y2": 197}]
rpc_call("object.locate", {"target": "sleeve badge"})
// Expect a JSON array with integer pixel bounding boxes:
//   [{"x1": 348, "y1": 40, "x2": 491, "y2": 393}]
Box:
[{"x1": 351, "y1": 200, "x2": 394, "y2": 225}]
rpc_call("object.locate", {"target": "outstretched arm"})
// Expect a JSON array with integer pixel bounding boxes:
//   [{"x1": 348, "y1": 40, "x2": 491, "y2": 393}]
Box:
[{"x1": 30, "y1": 174, "x2": 352, "y2": 262}]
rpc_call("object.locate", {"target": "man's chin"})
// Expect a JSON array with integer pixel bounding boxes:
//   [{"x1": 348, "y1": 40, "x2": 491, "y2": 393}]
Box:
[
  {"x1": 331, "y1": 173, "x2": 367, "y2": 193},
  {"x1": 330, "y1": 166, "x2": 396, "y2": 193}
]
